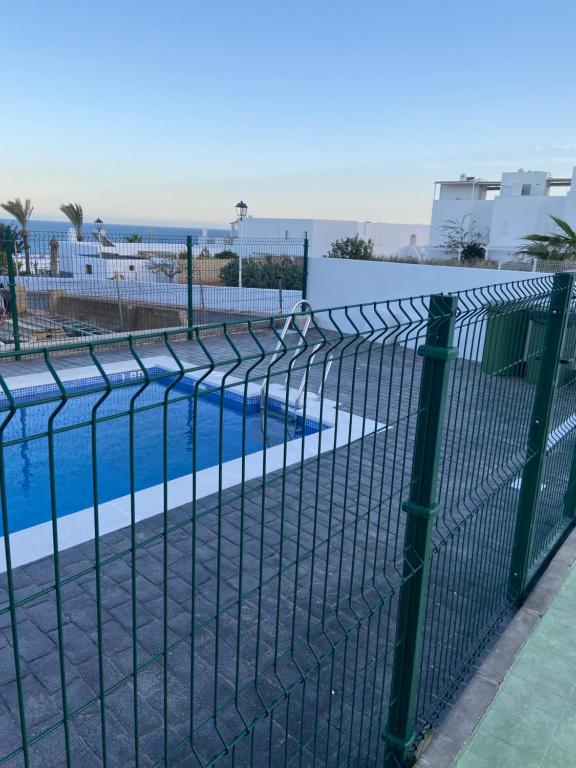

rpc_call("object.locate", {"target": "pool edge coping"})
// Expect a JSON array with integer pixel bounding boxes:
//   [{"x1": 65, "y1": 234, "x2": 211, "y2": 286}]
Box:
[{"x1": 0, "y1": 354, "x2": 383, "y2": 572}]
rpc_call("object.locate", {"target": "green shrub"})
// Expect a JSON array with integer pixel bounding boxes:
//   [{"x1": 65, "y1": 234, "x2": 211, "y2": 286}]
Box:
[
  {"x1": 461, "y1": 243, "x2": 486, "y2": 261},
  {"x1": 326, "y1": 235, "x2": 374, "y2": 260},
  {"x1": 219, "y1": 256, "x2": 303, "y2": 289},
  {"x1": 214, "y1": 249, "x2": 238, "y2": 259}
]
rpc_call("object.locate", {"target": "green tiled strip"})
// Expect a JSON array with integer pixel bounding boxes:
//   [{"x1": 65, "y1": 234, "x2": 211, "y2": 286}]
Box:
[{"x1": 455, "y1": 565, "x2": 576, "y2": 768}]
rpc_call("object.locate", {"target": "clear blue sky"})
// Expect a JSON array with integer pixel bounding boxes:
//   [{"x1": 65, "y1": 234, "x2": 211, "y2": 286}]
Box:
[{"x1": 1, "y1": 0, "x2": 575, "y2": 226}]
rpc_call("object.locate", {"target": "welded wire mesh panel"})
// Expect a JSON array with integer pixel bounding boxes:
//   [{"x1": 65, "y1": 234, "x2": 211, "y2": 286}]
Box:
[
  {"x1": 188, "y1": 238, "x2": 304, "y2": 326},
  {"x1": 0, "y1": 275, "x2": 575, "y2": 768},
  {"x1": 0, "y1": 299, "x2": 428, "y2": 767},
  {"x1": 527, "y1": 299, "x2": 576, "y2": 573},
  {"x1": 0, "y1": 232, "x2": 304, "y2": 349},
  {"x1": 413, "y1": 276, "x2": 575, "y2": 734}
]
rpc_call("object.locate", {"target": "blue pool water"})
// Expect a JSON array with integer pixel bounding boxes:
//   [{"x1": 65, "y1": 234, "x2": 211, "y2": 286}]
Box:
[{"x1": 0, "y1": 370, "x2": 323, "y2": 535}]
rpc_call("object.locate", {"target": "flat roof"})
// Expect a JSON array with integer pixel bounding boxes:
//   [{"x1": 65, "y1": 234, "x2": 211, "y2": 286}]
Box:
[
  {"x1": 434, "y1": 180, "x2": 501, "y2": 191},
  {"x1": 435, "y1": 177, "x2": 572, "y2": 188}
]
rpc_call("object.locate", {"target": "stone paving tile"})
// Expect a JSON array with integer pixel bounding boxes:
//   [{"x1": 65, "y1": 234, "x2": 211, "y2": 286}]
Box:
[
  {"x1": 454, "y1": 563, "x2": 576, "y2": 767},
  {"x1": 1, "y1": 332, "x2": 575, "y2": 766}
]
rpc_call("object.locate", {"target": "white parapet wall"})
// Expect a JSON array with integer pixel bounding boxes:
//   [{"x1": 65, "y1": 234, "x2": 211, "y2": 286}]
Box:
[
  {"x1": 307, "y1": 258, "x2": 553, "y2": 361},
  {"x1": 14, "y1": 276, "x2": 301, "y2": 317}
]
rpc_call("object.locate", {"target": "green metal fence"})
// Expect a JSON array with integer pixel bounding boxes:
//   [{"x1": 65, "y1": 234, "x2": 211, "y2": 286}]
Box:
[
  {"x1": 0, "y1": 230, "x2": 307, "y2": 350},
  {"x1": 0, "y1": 274, "x2": 575, "y2": 767}
]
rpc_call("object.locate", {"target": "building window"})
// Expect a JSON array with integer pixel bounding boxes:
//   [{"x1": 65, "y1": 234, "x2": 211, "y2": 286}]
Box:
[
  {"x1": 129, "y1": 265, "x2": 135, "y2": 271},
  {"x1": 521, "y1": 184, "x2": 532, "y2": 196},
  {"x1": 85, "y1": 264, "x2": 93, "y2": 275}
]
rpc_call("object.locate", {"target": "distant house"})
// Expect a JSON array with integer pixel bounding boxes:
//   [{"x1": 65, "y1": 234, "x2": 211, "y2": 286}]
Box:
[
  {"x1": 429, "y1": 167, "x2": 576, "y2": 261},
  {"x1": 58, "y1": 229, "x2": 182, "y2": 281}
]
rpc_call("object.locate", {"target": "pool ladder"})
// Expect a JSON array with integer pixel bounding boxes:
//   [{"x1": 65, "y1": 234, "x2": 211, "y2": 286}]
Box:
[{"x1": 260, "y1": 300, "x2": 333, "y2": 437}]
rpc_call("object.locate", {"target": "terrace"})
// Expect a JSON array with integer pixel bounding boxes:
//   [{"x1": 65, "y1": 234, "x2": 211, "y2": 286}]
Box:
[{"x1": 0, "y1": 271, "x2": 575, "y2": 767}]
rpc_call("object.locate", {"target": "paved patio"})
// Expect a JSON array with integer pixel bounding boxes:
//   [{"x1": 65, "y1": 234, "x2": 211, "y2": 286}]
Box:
[{"x1": 0, "y1": 326, "x2": 574, "y2": 766}]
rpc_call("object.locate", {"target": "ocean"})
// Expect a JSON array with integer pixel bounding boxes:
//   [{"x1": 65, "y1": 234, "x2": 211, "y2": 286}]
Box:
[{"x1": 0, "y1": 218, "x2": 231, "y2": 240}]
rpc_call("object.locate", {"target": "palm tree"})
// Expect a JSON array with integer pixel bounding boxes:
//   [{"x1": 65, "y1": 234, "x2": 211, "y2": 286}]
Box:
[
  {"x1": 60, "y1": 203, "x2": 84, "y2": 241},
  {"x1": 1, "y1": 198, "x2": 33, "y2": 273},
  {"x1": 519, "y1": 215, "x2": 576, "y2": 261}
]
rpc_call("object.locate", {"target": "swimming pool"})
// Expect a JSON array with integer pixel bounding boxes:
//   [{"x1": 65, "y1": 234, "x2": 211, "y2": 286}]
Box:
[
  {"x1": 0, "y1": 365, "x2": 326, "y2": 536},
  {"x1": 0, "y1": 356, "x2": 379, "y2": 570}
]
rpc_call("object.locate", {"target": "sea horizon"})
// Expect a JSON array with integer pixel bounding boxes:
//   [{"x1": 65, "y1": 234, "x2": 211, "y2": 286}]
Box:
[{"x1": 0, "y1": 218, "x2": 231, "y2": 240}]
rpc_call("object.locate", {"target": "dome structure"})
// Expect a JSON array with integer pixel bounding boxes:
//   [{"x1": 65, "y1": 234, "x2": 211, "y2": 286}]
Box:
[{"x1": 394, "y1": 234, "x2": 425, "y2": 261}]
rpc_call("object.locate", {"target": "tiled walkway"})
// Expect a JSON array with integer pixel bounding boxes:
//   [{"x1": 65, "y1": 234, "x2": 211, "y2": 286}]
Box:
[
  {"x1": 454, "y1": 563, "x2": 576, "y2": 767},
  {"x1": 2, "y1": 331, "x2": 575, "y2": 765}
]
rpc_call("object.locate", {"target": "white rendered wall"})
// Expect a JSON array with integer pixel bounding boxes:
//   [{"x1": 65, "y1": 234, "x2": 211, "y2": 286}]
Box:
[
  {"x1": 362, "y1": 222, "x2": 430, "y2": 257},
  {"x1": 489, "y1": 196, "x2": 565, "y2": 249},
  {"x1": 238, "y1": 218, "x2": 316, "y2": 241},
  {"x1": 15, "y1": 276, "x2": 299, "y2": 316},
  {"x1": 308, "y1": 221, "x2": 358, "y2": 257},
  {"x1": 428, "y1": 200, "x2": 494, "y2": 248},
  {"x1": 237, "y1": 217, "x2": 430, "y2": 259},
  {"x1": 307, "y1": 258, "x2": 552, "y2": 360},
  {"x1": 59, "y1": 252, "x2": 153, "y2": 281},
  {"x1": 239, "y1": 218, "x2": 358, "y2": 258}
]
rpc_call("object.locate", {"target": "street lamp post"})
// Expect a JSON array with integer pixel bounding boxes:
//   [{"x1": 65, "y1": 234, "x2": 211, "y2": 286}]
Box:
[{"x1": 235, "y1": 201, "x2": 248, "y2": 289}]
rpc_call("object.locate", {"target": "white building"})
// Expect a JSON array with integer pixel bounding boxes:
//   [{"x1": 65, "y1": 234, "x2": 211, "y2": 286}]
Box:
[
  {"x1": 57, "y1": 229, "x2": 183, "y2": 281},
  {"x1": 232, "y1": 217, "x2": 430, "y2": 259},
  {"x1": 428, "y1": 167, "x2": 576, "y2": 261}
]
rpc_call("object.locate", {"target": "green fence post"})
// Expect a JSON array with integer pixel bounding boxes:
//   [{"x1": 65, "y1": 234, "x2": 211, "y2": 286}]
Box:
[
  {"x1": 508, "y1": 271, "x2": 574, "y2": 601},
  {"x1": 383, "y1": 293, "x2": 459, "y2": 766},
  {"x1": 186, "y1": 235, "x2": 193, "y2": 340},
  {"x1": 4, "y1": 229, "x2": 21, "y2": 355},
  {"x1": 302, "y1": 233, "x2": 309, "y2": 300}
]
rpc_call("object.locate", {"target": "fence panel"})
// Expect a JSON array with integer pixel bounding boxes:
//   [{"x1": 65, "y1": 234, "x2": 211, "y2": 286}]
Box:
[
  {"x1": 412, "y1": 276, "x2": 576, "y2": 747},
  {"x1": 0, "y1": 231, "x2": 305, "y2": 350},
  {"x1": 0, "y1": 276, "x2": 575, "y2": 767},
  {"x1": 498, "y1": 257, "x2": 576, "y2": 273},
  {"x1": 0, "y1": 301, "x2": 429, "y2": 767}
]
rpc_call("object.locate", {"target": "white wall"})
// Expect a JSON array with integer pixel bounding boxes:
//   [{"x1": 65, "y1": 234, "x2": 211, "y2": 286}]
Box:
[
  {"x1": 362, "y1": 222, "x2": 430, "y2": 257},
  {"x1": 238, "y1": 217, "x2": 430, "y2": 259},
  {"x1": 46, "y1": 239, "x2": 186, "y2": 282},
  {"x1": 59, "y1": 253, "x2": 153, "y2": 281},
  {"x1": 238, "y1": 217, "x2": 317, "y2": 240},
  {"x1": 428, "y1": 199, "x2": 494, "y2": 248},
  {"x1": 307, "y1": 258, "x2": 552, "y2": 360},
  {"x1": 14, "y1": 276, "x2": 300, "y2": 316},
  {"x1": 489, "y1": 195, "x2": 565, "y2": 248},
  {"x1": 308, "y1": 220, "x2": 359, "y2": 258},
  {"x1": 239, "y1": 218, "x2": 359, "y2": 258}
]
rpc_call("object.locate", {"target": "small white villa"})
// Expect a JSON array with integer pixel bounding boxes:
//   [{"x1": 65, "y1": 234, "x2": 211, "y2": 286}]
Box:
[{"x1": 57, "y1": 229, "x2": 182, "y2": 281}]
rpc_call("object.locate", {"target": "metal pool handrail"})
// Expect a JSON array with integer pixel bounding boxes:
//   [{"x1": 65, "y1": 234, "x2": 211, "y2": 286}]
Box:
[{"x1": 259, "y1": 299, "x2": 333, "y2": 446}]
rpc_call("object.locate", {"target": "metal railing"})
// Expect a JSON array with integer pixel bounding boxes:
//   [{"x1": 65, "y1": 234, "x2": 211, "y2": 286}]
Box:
[
  {"x1": 0, "y1": 231, "x2": 308, "y2": 351},
  {"x1": 498, "y1": 256, "x2": 576, "y2": 273},
  {"x1": 0, "y1": 274, "x2": 575, "y2": 766}
]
